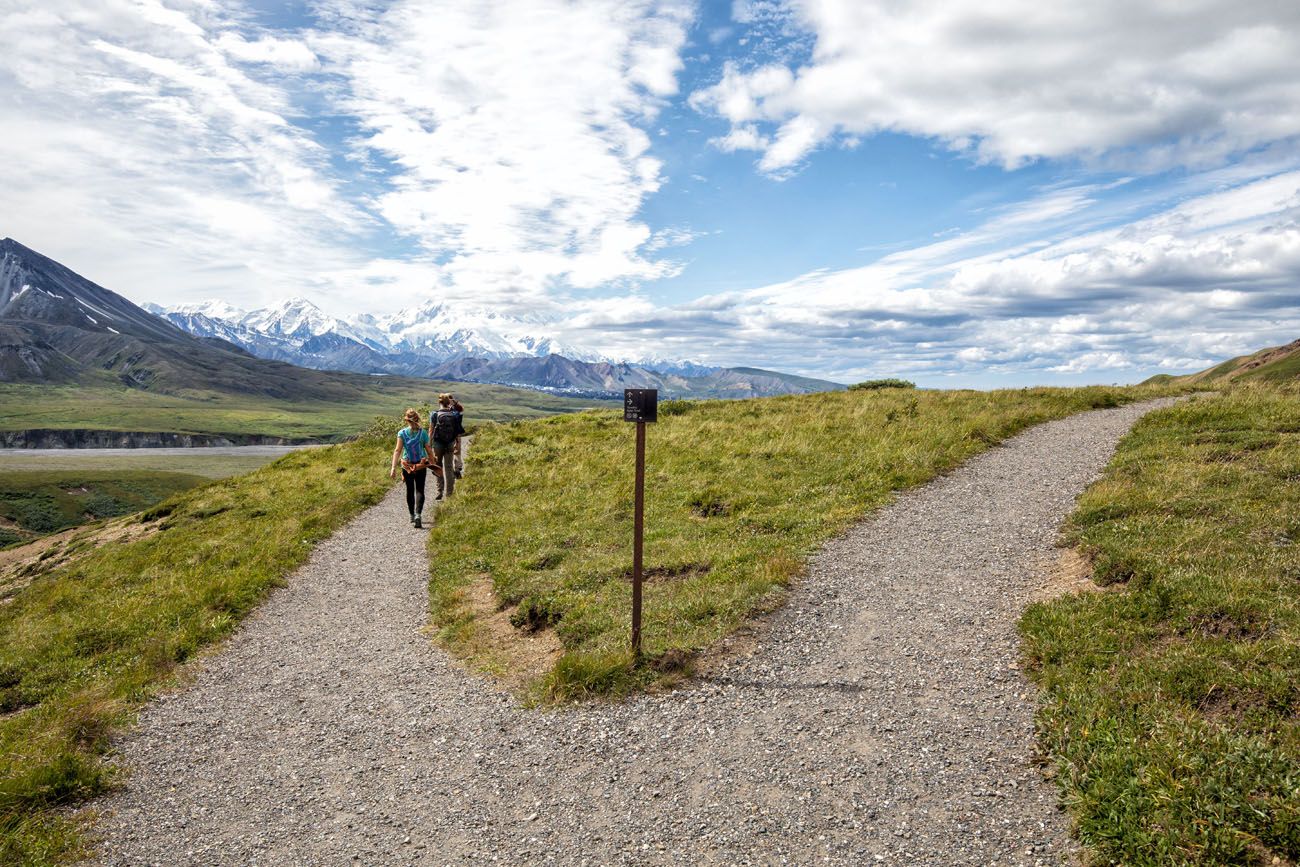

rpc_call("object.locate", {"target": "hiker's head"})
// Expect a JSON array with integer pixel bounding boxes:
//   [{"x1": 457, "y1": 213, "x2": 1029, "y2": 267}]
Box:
[
  {"x1": 403, "y1": 408, "x2": 420, "y2": 428},
  {"x1": 438, "y1": 393, "x2": 452, "y2": 408}
]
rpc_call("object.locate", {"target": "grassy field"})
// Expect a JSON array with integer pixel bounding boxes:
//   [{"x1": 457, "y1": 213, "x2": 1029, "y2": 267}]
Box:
[
  {"x1": 0, "y1": 430, "x2": 394, "y2": 864},
  {"x1": 0, "y1": 471, "x2": 207, "y2": 548},
  {"x1": 423, "y1": 385, "x2": 1169, "y2": 702},
  {"x1": 1021, "y1": 387, "x2": 1300, "y2": 864},
  {"x1": 0, "y1": 380, "x2": 601, "y2": 441}
]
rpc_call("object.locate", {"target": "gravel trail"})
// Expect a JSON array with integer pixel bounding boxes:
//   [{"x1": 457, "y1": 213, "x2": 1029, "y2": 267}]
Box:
[{"x1": 90, "y1": 401, "x2": 1169, "y2": 866}]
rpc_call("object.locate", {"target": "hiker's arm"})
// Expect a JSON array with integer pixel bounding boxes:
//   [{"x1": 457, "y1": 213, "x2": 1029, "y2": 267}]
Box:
[{"x1": 390, "y1": 440, "x2": 401, "y2": 479}]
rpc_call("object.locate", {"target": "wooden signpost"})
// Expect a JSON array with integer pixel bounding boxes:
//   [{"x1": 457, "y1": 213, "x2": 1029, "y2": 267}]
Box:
[{"x1": 623, "y1": 388, "x2": 657, "y2": 657}]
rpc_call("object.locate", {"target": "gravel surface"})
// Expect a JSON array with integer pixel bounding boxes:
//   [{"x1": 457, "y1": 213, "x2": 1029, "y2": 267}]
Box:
[{"x1": 88, "y1": 400, "x2": 1171, "y2": 866}]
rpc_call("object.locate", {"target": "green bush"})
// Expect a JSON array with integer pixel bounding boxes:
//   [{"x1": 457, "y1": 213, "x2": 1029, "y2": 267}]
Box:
[{"x1": 848, "y1": 378, "x2": 915, "y2": 391}]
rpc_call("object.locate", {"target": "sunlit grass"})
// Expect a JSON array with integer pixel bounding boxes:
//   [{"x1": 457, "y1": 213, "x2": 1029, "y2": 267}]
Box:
[
  {"x1": 1021, "y1": 386, "x2": 1300, "y2": 864},
  {"x1": 425, "y1": 385, "x2": 1171, "y2": 701}
]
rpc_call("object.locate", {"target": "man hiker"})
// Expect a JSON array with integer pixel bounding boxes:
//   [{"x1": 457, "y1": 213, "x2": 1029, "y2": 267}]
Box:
[{"x1": 429, "y1": 393, "x2": 465, "y2": 499}]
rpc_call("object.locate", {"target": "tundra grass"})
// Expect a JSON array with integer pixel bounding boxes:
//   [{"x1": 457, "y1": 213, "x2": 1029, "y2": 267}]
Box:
[
  {"x1": 0, "y1": 431, "x2": 393, "y2": 865},
  {"x1": 1020, "y1": 388, "x2": 1300, "y2": 865},
  {"x1": 0, "y1": 378, "x2": 601, "y2": 441},
  {"x1": 0, "y1": 471, "x2": 207, "y2": 547},
  {"x1": 424, "y1": 385, "x2": 1168, "y2": 702}
]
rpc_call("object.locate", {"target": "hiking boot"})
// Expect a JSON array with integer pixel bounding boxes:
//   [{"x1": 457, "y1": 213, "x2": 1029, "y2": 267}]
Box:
[
  {"x1": 454, "y1": 469, "x2": 463, "y2": 479},
  {"x1": 409, "y1": 513, "x2": 415, "y2": 523},
  {"x1": 414, "y1": 514, "x2": 422, "y2": 529},
  {"x1": 435, "y1": 493, "x2": 444, "y2": 501}
]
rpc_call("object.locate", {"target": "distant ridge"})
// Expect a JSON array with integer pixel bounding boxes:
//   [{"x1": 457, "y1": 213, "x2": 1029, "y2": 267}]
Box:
[
  {"x1": 1144, "y1": 338, "x2": 1300, "y2": 385},
  {"x1": 422, "y1": 355, "x2": 844, "y2": 399}
]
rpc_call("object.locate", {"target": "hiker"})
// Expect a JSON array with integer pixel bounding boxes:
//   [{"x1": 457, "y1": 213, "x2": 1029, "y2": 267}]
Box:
[
  {"x1": 390, "y1": 408, "x2": 435, "y2": 528},
  {"x1": 449, "y1": 394, "x2": 465, "y2": 479},
  {"x1": 429, "y1": 393, "x2": 465, "y2": 499}
]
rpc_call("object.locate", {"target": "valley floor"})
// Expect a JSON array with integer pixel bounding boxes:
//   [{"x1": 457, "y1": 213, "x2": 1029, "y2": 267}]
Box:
[{"x1": 86, "y1": 400, "x2": 1171, "y2": 865}]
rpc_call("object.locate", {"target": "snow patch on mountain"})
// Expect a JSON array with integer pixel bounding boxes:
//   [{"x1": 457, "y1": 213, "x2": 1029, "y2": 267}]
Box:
[{"x1": 150, "y1": 297, "x2": 612, "y2": 365}]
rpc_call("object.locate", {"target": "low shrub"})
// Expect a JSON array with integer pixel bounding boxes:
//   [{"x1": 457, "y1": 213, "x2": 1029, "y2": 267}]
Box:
[{"x1": 848, "y1": 378, "x2": 915, "y2": 391}]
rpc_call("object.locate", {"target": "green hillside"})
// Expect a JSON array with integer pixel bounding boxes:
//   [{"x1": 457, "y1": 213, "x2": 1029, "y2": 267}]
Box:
[
  {"x1": 1145, "y1": 338, "x2": 1300, "y2": 386},
  {"x1": 0, "y1": 384, "x2": 1175, "y2": 861},
  {"x1": 0, "y1": 471, "x2": 206, "y2": 548},
  {"x1": 0, "y1": 433, "x2": 396, "y2": 862}
]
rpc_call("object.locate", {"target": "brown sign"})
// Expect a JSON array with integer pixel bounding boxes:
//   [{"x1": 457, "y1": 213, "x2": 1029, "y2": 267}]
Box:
[{"x1": 624, "y1": 388, "x2": 658, "y2": 423}]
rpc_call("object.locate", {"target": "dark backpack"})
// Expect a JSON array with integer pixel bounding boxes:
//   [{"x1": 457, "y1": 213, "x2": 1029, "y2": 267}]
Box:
[{"x1": 433, "y1": 410, "x2": 459, "y2": 442}]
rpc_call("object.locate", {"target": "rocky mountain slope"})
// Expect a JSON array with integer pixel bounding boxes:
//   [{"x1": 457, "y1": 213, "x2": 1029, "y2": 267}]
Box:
[{"x1": 0, "y1": 239, "x2": 434, "y2": 401}]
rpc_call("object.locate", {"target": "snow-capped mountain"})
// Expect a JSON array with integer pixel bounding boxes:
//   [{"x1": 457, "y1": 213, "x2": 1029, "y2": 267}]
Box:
[
  {"x1": 147, "y1": 295, "x2": 842, "y2": 398},
  {"x1": 150, "y1": 296, "x2": 613, "y2": 373},
  {"x1": 0, "y1": 236, "x2": 840, "y2": 403},
  {"x1": 379, "y1": 301, "x2": 604, "y2": 362}
]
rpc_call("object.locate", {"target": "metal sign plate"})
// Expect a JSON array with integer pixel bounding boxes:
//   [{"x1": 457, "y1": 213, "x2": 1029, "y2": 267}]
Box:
[{"x1": 624, "y1": 388, "x2": 658, "y2": 423}]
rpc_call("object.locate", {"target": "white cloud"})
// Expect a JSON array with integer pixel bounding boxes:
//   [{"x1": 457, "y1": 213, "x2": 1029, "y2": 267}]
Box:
[
  {"x1": 216, "y1": 33, "x2": 319, "y2": 71},
  {"x1": 562, "y1": 169, "x2": 1300, "y2": 381},
  {"x1": 0, "y1": 0, "x2": 365, "y2": 310},
  {"x1": 313, "y1": 0, "x2": 694, "y2": 302},
  {"x1": 693, "y1": 0, "x2": 1300, "y2": 174}
]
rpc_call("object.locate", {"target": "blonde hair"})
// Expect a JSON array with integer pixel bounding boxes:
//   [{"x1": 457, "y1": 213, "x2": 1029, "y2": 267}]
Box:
[
  {"x1": 403, "y1": 408, "x2": 421, "y2": 426},
  {"x1": 437, "y1": 393, "x2": 453, "y2": 407}
]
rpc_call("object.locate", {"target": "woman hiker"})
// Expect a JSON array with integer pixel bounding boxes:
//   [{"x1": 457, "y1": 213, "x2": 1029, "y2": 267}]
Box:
[
  {"x1": 429, "y1": 393, "x2": 465, "y2": 500},
  {"x1": 390, "y1": 407, "x2": 436, "y2": 528}
]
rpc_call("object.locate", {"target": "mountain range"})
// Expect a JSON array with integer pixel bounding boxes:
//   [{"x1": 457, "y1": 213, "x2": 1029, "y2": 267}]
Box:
[
  {"x1": 147, "y1": 295, "x2": 843, "y2": 399},
  {"x1": 0, "y1": 238, "x2": 420, "y2": 402},
  {"x1": 0, "y1": 238, "x2": 843, "y2": 401}
]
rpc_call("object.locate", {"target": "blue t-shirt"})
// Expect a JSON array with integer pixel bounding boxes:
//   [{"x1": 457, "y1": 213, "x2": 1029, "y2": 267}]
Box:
[{"x1": 397, "y1": 427, "x2": 429, "y2": 463}]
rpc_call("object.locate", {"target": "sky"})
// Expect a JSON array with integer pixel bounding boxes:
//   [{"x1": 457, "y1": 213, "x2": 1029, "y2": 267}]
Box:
[{"x1": 1, "y1": 0, "x2": 1299, "y2": 387}]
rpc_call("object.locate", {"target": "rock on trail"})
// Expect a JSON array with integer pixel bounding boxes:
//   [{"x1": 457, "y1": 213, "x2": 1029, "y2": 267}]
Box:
[{"x1": 88, "y1": 400, "x2": 1172, "y2": 865}]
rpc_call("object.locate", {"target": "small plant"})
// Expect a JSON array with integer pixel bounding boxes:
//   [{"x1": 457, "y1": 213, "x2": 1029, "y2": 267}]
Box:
[{"x1": 848, "y1": 378, "x2": 915, "y2": 391}]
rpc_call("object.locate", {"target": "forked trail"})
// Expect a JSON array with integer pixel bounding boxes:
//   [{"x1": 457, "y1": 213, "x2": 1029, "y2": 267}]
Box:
[{"x1": 89, "y1": 401, "x2": 1171, "y2": 866}]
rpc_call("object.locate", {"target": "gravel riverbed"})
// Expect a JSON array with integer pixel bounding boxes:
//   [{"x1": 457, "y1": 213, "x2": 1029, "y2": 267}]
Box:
[{"x1": 88, "y1": 400, "x2": 1172, "y2": 866}]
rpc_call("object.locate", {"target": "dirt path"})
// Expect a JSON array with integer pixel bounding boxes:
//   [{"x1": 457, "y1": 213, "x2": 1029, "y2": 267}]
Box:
[{"x1": 89, "y1": 401, "x2": 1170, "y2": 865}]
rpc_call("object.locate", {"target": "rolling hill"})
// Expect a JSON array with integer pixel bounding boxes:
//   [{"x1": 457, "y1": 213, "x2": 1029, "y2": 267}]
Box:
[{"x1": 1145, "y1": 338, "x2": 1300, "y2": 385}]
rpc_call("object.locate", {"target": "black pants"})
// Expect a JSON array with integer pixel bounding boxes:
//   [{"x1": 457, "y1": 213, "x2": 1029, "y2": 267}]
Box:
[{"x1": 402, "y1": 467, "x2": 426, "y2": 516}]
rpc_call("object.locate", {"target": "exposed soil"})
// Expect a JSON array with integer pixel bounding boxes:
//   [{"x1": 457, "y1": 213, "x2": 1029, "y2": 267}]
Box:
[{"x1": 1027, "y1": 548, "x2": 1108, "y2": 604}]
